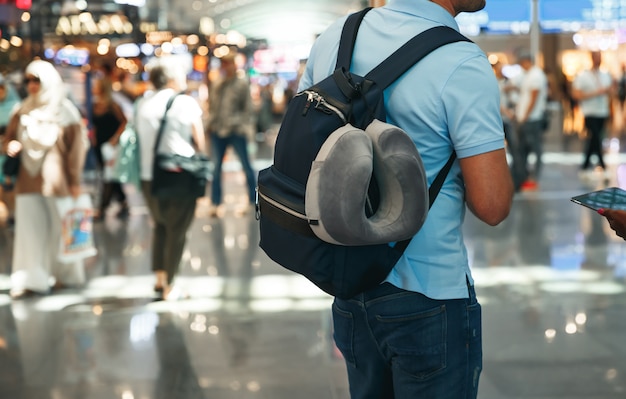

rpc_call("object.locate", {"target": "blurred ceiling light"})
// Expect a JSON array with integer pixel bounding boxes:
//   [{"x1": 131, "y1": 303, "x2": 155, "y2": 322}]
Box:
[
  {"x1": 10, "y1": 36, "x2": 23, "y2": 47},
  {"x1": 114, "y1": 0, "x2": 146, "y2": 5},
  {"x1": 161, "y1": 42, "x2": 173, "y2": 53},
  {"x1": 97, "y1": 44, "x2": 109, "y2": 55},
  {"x1": 187, "y1": 34, "x2": 200, "y2": 46},
  {"x1": 565, "y1": 322, "x2": 578, "y2": 334},
  {"x1": 199, "y1": 17, "x2": 215, "y2": 35},
  {"x1": 575, "y1": 312, "x2": 587, "y2": 325},
  {"x1": 214, "y1": 45, "x2": 230, "y2": 58}
]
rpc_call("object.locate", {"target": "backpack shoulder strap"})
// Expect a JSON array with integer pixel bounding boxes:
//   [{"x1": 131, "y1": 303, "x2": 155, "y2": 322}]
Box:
[
  {"x1": 335, "y1": 7, "x2": 372, "y2": 70},
  {"x1": 366, "y1": 26, "x2": 471, "y2": 89},
  {"x1": 366, "y1": 27, "x2": 470, "y2": 253},
  {"x1": 334, "y1": 19, "x2": 471, "y2": 253}
]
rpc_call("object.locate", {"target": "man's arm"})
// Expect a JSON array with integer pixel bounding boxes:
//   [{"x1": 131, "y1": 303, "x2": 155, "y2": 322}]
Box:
[
  {"x1": 571, "y1": 73, "x2": 611, "y2": 101},
  {"x1": 459, "y1": 148, "x2": 513, "y2": 226}
]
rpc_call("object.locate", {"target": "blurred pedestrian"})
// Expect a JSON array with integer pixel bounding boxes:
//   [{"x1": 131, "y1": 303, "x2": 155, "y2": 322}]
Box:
[
  {"x1": 0, "y1": 74, "x2": 20, "y2": 135},
  {"x1": 572, "y1": 51, "x2": 614, "y2": 173},
  {"x1": 3, "y1": 60, "x2": 88, "y2": 299},
  {"x1": 207, "y1": 52, "x2": 256, "y2": 217},
  {"x1": 91, "y1": 75, "x2": 129, "y2": 221},
  {"x1": 135, "y1": 58, "x2": 205, "y2": 300},
  {"x1": 255, "y1": 83, "x2": 273, "y2": 134},
  {"x1": 617, "y1": 63, "x2": 626, "y2": 134},
  {"x1": 0, "y1": 74, "x2": 21, "y2": 225},
  {"x1": 493, "y1": 60, "x2": 523, "y2": 191},
  {"x1": 514, "y1": 49, "x2": 549, "y2": 191}
]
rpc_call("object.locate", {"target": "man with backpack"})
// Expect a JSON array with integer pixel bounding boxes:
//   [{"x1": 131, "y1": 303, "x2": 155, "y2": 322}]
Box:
[{"x1": 298, "y1": 1, "x2": 513, "y2": 398}]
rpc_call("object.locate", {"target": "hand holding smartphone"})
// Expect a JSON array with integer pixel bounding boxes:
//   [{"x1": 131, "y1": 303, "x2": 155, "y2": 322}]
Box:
[{"x1": 570, "y1": 187, "x2": 626, "y2": 211}]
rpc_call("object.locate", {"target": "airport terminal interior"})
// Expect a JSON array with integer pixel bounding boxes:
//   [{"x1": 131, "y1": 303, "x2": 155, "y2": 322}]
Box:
[
  {"x1": 0, "y1": 131, "x2": 625, "y2": 399},
  {"x1": 1, "y1": 0, "x2": 626, "y2": 398}
]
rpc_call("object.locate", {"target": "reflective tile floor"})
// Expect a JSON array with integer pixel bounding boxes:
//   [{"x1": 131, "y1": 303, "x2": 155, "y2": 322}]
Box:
[{"x1": 1, "y1": 138, "x2": 626, "y2": 399}]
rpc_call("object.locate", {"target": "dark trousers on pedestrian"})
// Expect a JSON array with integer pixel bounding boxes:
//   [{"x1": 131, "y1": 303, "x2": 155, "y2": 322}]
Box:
[
  {"x1": 517, "y1": 120, "x2": 544, "y2": 183},
  {"x1": 210, "y1": 133, "x2": 256, "y2": 206},
  {"x1": 100, "y1": 182, "x2": 127, "y2": 214},
  {"x1": 582, "y1": 116, "x2": 607, "y2": 170},
  {"x1": 141, "y1": 181, "x2": 197, "y2": 285},
  {"x1": 332, "y1": 281, "x2": 482, "y2": 399}
]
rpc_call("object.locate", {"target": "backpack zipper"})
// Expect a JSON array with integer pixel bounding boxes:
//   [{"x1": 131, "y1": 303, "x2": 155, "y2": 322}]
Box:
[
  {"x1": 300, "y1": 90, "x2": 347, "y2": 123},
  {"x1": 257, "y1": 190, "x2": 318, "y2": 225}
]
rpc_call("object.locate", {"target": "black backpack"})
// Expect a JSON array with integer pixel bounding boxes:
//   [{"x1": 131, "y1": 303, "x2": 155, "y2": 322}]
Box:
[{"x1": 256, "y1": 8, "x2": 471, "y2": 299}]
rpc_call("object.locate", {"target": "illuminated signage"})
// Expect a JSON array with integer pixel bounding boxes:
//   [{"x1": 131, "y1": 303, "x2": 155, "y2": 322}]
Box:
[
  {"x1": 457, "y1": 0, "x2": 531, "y2": 35},
  {"x1": 540, "y1": 0, "x2": 626, "y2": 31},
  {"x1": 54, "y1": 47, "x2": 90, "y2": 66},
  {"x1": 114, "y1": 0, "x2": 145, "y2": 6},
  {"x1": 145, "y1": 31, "x2": 173, "y2": 45},
  {"x1": 458, "y1": 0, "x2": 626, "y2": 35},
  {"x1": 55, "y1": 13, "x2": 133, "y2": 36},
  {"x1": 16, "y1": 0, "x2": 31, "y2": 9},
  {"x1": 115, "y1": 43, "x2": 141, "y2": 58}
]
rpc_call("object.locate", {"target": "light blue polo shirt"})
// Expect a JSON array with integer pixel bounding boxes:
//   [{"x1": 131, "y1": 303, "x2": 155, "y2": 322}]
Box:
[{"x1": 298, "y1": 0, "x2": 505, "y2": 300}]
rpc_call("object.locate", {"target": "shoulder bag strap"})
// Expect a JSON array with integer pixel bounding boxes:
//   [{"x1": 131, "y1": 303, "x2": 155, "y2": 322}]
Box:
[{"x1": 153, "y1": 93, "x2": 181, "y2": 155}]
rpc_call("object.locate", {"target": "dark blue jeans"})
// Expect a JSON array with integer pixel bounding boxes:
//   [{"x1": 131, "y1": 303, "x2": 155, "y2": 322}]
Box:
[
  {"x1": 582, "y1": 116, "x2": 607, "y2": 170},
  {"x1": 333, "y1": 282, "x2": 482, "y2": 399},
  {"x1": 210, "y1": 133, "x2": 256, "y2": 205},
  {"x1": 517, "y1": 120, "x2": 544, "y2": 182}
]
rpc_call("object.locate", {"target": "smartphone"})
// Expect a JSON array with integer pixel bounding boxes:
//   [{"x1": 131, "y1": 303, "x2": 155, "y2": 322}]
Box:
[{"x1": 570, "y1": 187, "x2": 626, "y2": 211}]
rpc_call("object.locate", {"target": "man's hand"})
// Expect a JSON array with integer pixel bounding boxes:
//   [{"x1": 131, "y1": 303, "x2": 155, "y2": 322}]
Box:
[{"x1": 599, "y1": 208, "x2": 626, "y2": 240}]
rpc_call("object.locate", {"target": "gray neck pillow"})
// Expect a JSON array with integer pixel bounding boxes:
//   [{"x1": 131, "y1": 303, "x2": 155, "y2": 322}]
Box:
[{"x1": 306, "y1": 119, "x2": 428, "y2": 246}]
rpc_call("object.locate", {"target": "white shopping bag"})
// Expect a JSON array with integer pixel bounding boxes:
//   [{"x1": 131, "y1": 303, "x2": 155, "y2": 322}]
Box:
[
  {"x1": 100, "y1": 142, "x2": 118, "y2": 182},
  {"x1": 56, "y1": 194, "x2": 97, "y2": 263}
]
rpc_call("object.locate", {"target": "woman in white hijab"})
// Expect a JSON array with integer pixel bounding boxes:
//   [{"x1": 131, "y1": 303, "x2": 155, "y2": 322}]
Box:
[{"x1": 3, "y1": 59, "x2": 88, "y2": 299}]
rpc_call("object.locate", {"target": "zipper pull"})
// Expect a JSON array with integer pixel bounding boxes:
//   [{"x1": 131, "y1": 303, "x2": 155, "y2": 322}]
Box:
[{"x1": 302, "y1": 92, "x2": 314, "y2": 116}]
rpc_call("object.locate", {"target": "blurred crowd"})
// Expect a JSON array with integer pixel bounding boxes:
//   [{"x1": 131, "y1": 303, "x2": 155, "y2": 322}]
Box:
[
  {"x1": 3, "y1": 47, "x2": 626, "y2": 298},
  {"x1": 0, "y1": 52, "x2": 283, "y2": 300},
  {"x1": 493, "y1": 48, "x2": 626, "y2": 192}
]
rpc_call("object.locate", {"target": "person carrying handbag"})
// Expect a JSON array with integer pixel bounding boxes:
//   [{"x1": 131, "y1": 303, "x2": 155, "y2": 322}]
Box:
[
  {"x1": 3, "y1": 60, "x2": 89, "y2": 299},
  {"x1": 134, "y1": 58, "x2": 206, "y2": 300}
]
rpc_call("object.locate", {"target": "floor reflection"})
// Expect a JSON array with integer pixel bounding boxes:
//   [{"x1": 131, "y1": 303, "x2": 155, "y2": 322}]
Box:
[{"x1": 0, "y1": 151, "x2": 625, "y2": 398}]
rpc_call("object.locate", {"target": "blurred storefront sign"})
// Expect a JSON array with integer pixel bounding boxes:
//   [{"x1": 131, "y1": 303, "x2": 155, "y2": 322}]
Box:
[
  {"x1": 55, "y1": 13, "x2": 133, "y2": 36},
  {"x1": 52, "y1": 46, "x2": 90, "y2": 66},
  {"x1": 458, "y1": 0, "x2": 626, "y2": 36},
  {"x1": 540, "y1": 0, "x2": 626, "y2": 32}
]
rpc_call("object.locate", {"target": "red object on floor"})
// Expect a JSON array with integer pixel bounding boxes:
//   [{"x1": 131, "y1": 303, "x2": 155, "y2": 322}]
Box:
[{"x1": 520, "y1": 180, "x2": 538, "y2": 191}]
